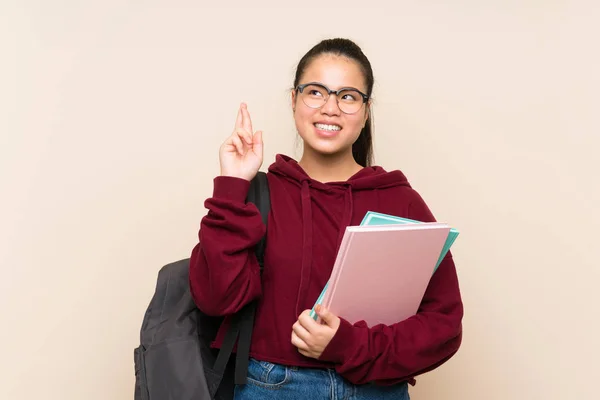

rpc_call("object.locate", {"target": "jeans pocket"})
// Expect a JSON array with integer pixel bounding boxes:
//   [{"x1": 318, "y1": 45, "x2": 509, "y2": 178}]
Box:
[{"x1": 246, "y1": 358, "x2": 291, "y2": 389}]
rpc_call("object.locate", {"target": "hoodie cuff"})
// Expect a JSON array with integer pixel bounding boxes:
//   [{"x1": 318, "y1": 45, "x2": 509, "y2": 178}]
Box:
[
  {"x1": 319, "y1": 317, "x2": 356, "y2": 364},
  {"x1": 213, "y1": 176, "x2": 251, "y2": 203}
]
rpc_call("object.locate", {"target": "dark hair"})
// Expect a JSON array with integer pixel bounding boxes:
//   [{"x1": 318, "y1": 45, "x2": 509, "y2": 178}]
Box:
[{"x1": 293, "y1": 38, "x2": 375, "y2": 167}]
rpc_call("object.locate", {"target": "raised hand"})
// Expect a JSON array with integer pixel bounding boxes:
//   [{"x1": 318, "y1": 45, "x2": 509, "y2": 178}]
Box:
[{"x1": 219, "y1": 103, "x2": 264, "y2": 181}]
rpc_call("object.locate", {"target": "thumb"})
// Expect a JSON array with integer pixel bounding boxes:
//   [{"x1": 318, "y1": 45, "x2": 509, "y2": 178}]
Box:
[
  {"x1": 252, "y1": 130, "x2": 263, "y2": 158},
  {"x1": 316, "y1": 305, "x2": 335, "y2": 325}
]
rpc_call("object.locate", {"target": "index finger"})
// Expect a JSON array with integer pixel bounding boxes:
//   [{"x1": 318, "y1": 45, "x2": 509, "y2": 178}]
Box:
[
  {"x1": 298, "y1": 310, "x2": 319, "y2": 333},
  {"x1": 234, "y1": 105, "x2": 243, "y2": 130},
  {"x1": 241, "y1": 103, "x2": 253, "y2": 133}
]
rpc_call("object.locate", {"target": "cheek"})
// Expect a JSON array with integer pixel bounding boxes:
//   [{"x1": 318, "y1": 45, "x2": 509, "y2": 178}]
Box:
[
  {"x1": 346, "y1": 115, "x2": 366, "y2": 134},
  {"x1": 294, "y1": 107, "x2": 317, "y2": 129}
]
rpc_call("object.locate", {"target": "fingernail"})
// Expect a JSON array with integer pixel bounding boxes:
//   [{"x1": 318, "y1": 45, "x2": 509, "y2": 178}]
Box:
[{"x1": 315, "y1": 305, "x2": 322, "y2": 313}]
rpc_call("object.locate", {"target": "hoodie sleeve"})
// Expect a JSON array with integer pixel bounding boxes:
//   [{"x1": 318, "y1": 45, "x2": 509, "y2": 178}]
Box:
[
  {"x1": 189, "y1": 176, "x2": 266, "y2": 316},
  {"x1": 318, "y1": 191, "x2": 464, "y2": 385}
]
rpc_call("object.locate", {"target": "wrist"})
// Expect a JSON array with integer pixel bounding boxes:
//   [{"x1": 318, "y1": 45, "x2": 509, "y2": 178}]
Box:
[{"x1": 219, "y1": 171, "x2": 251, "y2": 181}]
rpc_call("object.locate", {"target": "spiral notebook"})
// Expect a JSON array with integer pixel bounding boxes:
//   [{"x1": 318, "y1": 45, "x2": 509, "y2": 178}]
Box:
[{"x1": 310, "y1": 218, "x2": 455, "y2": 327}]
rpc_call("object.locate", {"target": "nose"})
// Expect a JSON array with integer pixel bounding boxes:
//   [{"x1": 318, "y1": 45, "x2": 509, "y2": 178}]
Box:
[{"x1": 320, "y1": 94, "x2": 341, "y2": 116}]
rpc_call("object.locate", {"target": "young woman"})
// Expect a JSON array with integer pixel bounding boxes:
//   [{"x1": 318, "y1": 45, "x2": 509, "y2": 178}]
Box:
[{"x1": 189, "y1": 38, "x2": 463, "y2": 400}]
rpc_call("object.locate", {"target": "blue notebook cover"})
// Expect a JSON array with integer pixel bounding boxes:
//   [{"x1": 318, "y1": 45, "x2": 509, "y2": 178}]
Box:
[
  {"x1": 360, "y1": 211, "x2": 459, "y2": 272},
  {"x1": 310, "y1": 211, "x2": 459, "y2": 320}
]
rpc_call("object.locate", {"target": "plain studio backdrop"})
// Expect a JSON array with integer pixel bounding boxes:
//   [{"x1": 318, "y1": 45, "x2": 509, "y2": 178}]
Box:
[{"x1": 1, "y1": 1, "x2": 598, "y2": 399}]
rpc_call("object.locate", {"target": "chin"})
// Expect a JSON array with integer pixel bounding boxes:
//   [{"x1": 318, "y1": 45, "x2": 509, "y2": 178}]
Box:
[{"x1": 303, "y1": 140, "x2": 349, "y2": 157}]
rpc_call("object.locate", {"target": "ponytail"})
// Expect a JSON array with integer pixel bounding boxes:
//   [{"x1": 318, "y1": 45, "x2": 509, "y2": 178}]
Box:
[{"x1": 352, "y1": 112, "x2": 373, "y2": 167}]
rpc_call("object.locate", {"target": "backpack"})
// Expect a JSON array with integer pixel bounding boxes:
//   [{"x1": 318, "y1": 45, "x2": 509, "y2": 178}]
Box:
[{"x1": 133, "y1": 171, "x2": 270, "y2": 400}]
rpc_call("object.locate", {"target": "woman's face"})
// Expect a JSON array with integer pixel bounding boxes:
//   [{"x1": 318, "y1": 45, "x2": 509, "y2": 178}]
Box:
[{"x1": 292, "y1": 54, "x2": 370, "y2": 159}]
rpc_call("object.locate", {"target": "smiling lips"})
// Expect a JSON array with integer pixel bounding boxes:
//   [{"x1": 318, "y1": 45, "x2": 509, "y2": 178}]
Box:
[{"x1": 314, "y1": 123, "x2": 342, "y2": 136}]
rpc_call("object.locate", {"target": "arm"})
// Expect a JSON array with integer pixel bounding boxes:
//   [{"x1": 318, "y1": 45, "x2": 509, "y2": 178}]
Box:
[
  {"x1": 189, "y1": 176, "x2": 266, "y2": 316},
  {"x1": 318, "y1": 193, "x2": 464, "y2": 385}
]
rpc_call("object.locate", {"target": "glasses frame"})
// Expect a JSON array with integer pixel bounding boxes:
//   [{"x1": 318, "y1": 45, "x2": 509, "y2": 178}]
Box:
[{"x1": 295, "y1": 82, "x2": 370, "y2": 114}]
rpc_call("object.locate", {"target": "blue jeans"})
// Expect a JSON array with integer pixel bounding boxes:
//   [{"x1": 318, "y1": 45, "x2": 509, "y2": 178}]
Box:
[{"x1": 234, "y1": 358, "x2": 410, "y2": 400}]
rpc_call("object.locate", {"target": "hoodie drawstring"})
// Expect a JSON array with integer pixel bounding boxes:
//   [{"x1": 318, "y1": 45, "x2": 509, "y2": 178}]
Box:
[{"x1": 335, "y1": 185, "x2": 354, "y2": 253}]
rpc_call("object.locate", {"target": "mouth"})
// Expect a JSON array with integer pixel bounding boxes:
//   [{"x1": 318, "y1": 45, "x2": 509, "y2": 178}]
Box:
[{"x1": 314, "y1": 123, "x2": 342, "y2": 133}]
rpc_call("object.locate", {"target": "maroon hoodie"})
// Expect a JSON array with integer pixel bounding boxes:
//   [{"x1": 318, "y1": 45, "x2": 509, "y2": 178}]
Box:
[{"x1": 189, "y1": 154, "x2": 463, "y2": 386}]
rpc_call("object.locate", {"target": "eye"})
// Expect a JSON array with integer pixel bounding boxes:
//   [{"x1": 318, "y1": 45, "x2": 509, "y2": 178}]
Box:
[
  {"x1": 303, "y1": 84, "x2": 328, "y2": 99},
  {"x1": 339, "y1": 90, "x2": 360, "y2": 103}
]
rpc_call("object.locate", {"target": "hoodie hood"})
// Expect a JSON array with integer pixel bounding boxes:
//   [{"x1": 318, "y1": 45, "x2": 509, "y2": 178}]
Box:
[
  {"x1": 268, "y1": 154, "x2": 412, "y2": 315},
  {"x1": 268, "y1": 154, "x2": 411, "y2": 191}
]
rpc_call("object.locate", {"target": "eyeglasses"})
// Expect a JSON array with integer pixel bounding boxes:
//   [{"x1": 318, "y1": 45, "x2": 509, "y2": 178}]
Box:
[{"x1": 295, "y1": 82, "x2": 369, "y2": 114}]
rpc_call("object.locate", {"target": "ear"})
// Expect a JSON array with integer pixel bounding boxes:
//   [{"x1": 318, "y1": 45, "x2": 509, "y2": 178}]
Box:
[
  {"x1": 291, "y1": 89, "x2": 297, "y2": 112},
  {"x1": 363, "y1": 101, "x2": 371, "y2": 126}
]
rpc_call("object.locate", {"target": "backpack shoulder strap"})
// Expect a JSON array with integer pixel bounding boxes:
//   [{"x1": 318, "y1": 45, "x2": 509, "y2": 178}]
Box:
[{"x1": 246, "y1": 171, "x2": 270, "y2": 269}]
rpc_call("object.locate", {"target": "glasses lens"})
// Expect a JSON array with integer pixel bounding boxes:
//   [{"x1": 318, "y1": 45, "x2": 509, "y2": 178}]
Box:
[
  {"x1": 300, "y1": 84, "x2": 328, "y2": 109},
  {"x1": 337, "y1": 89, "x2": 364, "y2": 114}
]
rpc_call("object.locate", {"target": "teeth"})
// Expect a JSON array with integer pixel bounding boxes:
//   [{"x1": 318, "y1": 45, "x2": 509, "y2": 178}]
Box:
[{"x1": 315, "y1": 123, "x2": 341, "y2": 131}]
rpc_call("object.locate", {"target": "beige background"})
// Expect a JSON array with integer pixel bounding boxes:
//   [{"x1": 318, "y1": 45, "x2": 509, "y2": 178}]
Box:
[{"x1": 1, "y1": 1, "x2": 598, "y2": 399}]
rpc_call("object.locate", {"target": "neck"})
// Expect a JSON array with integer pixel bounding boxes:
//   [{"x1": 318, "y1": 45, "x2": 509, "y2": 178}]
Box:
[{"x1": 298, "y1": 147, "x2": 363, "y2": 183}]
